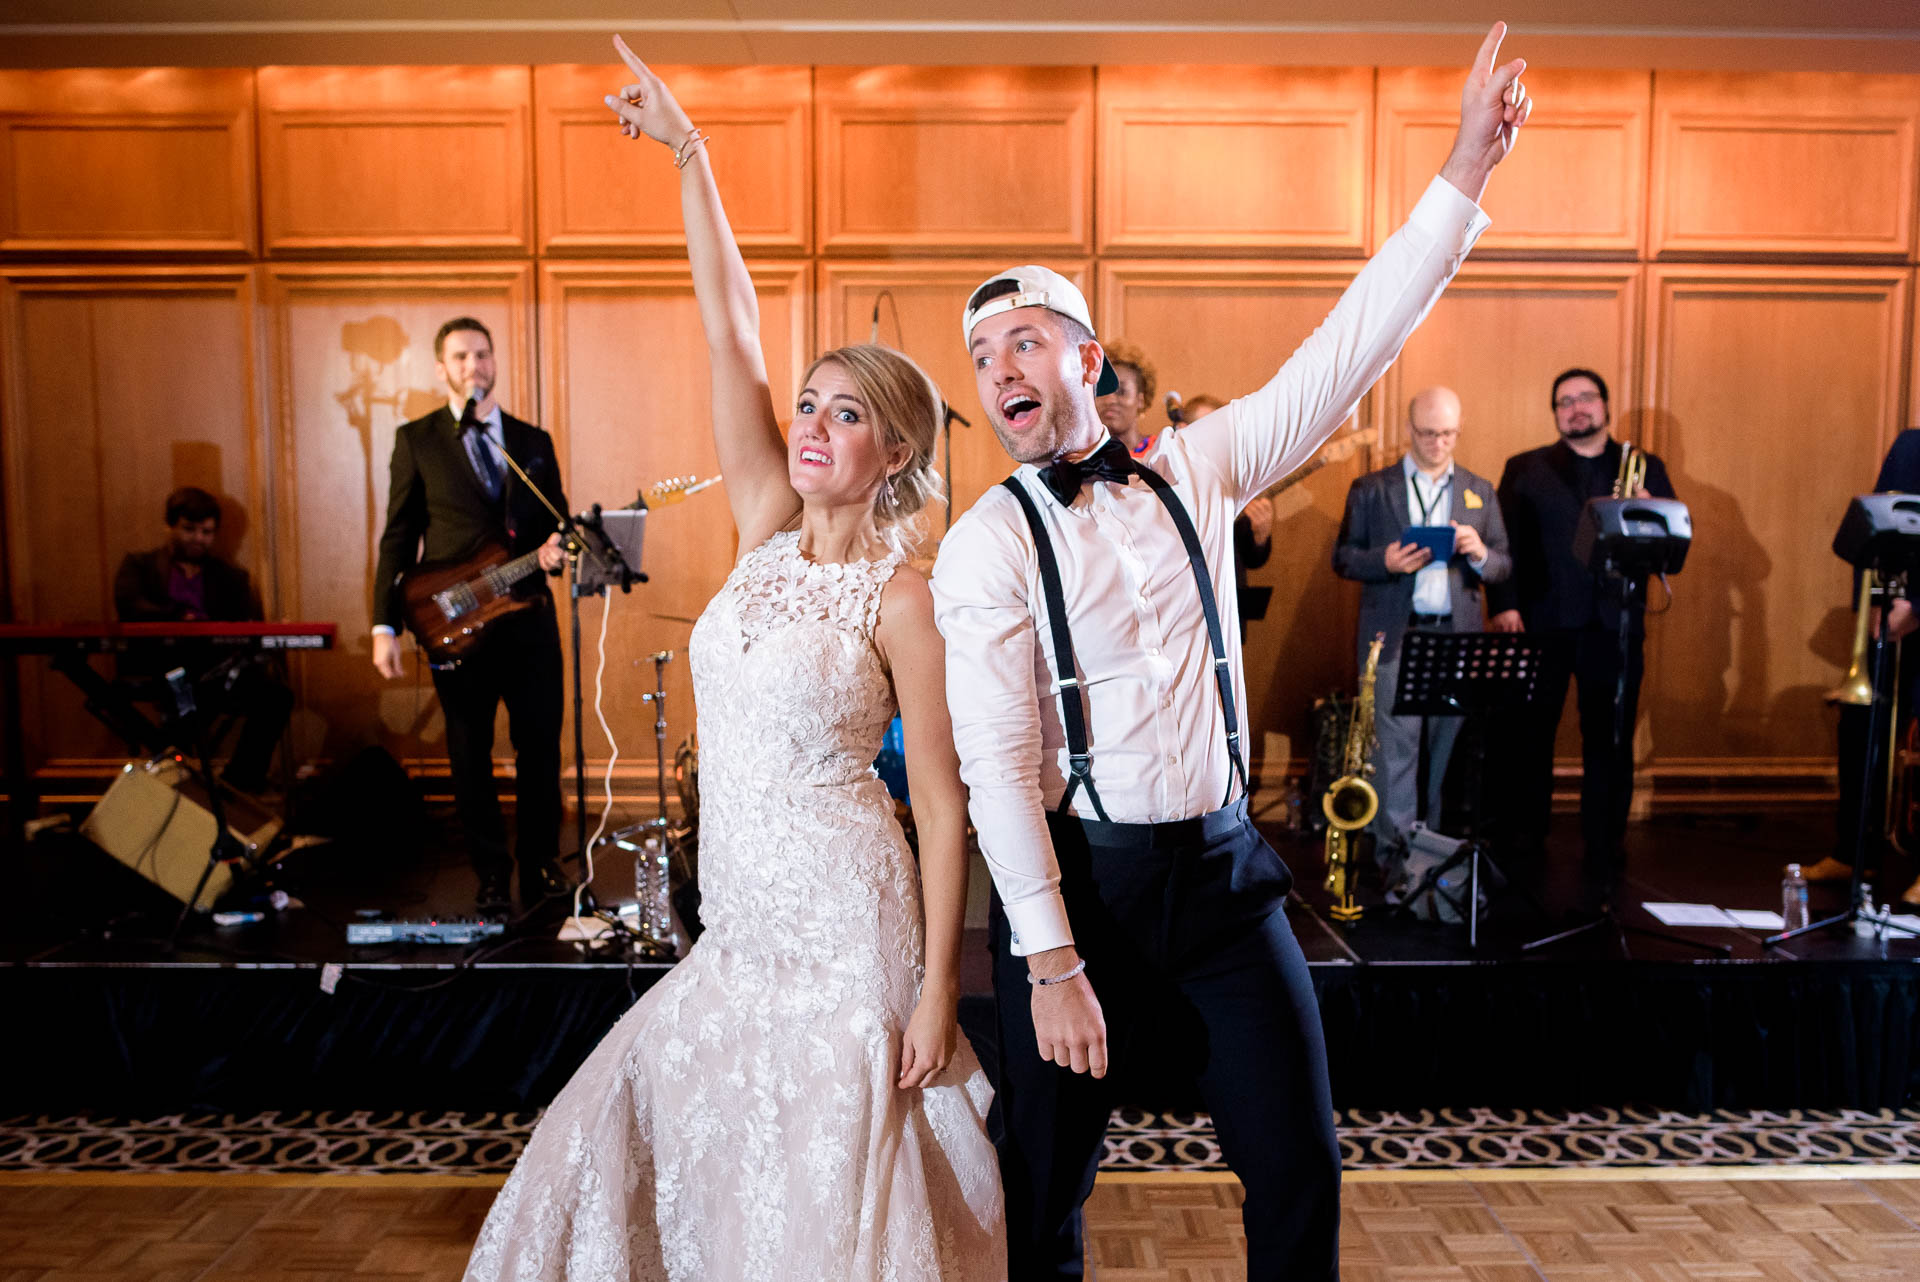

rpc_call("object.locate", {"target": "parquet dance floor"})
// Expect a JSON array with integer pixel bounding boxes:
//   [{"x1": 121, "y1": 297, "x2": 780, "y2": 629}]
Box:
[{"x1": 4, "y1": 1168, "x2": 1919, "y2": 1281}]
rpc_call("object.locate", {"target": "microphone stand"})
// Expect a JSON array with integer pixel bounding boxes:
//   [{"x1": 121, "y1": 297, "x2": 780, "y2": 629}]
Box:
[{"x1": 481, "y1": 424, "x2": 645, "y2": 897}]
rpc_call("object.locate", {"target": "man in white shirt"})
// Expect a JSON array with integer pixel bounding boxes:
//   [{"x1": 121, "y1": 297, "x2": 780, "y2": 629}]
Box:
[
  {"x1": 930, "y1": 25, "x2": 1529, "y2": 1280},
  {"x1": 1332, "y1": 387, "x2": 1510, "y2": 865}
]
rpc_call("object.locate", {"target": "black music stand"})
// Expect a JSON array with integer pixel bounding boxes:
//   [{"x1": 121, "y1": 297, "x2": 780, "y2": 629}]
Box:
[
  {"x1": 564, "y1": 501, "x2": 648, "y2": 899},
  {"x1": 1390, "y1": 629, "x2": 1547, "y2": 948},
  {"x1": 1525, "y1": 496, "x2": 1730, "y2": 958}
]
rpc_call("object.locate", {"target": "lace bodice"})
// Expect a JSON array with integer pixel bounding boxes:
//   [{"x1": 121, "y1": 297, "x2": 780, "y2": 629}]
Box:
[{"x1": 690, "y1": 530, "x2": 903, "y2": 790}]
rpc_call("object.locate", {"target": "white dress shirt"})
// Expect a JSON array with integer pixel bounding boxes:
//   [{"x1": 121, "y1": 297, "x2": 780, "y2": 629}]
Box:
[
  {"x1": 930, "y1": 177, "x2": 1489, "y2": 956},
  {"x1": 1405, "y1": 455, "x2": 1455, "y2": 617}
]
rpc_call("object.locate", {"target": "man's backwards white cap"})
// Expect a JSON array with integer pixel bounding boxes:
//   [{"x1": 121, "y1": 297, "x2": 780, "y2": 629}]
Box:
[{"x1": 962, "y1": 265, "x2": 1120, "y2": 396}]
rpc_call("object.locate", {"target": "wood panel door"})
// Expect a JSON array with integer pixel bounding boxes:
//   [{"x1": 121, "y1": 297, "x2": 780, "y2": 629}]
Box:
[
  {"x1": 2, "y1": 266, "x2": 263, "y2": 768},
  {"x1": 257, "y1": 66, "x2": 533, "y2": 256},
  {"x1": 1376, "y1": 68, "x2": 1648, "y2": 258},
  {"x1": 0, "y1": 68, "x2": 258, "y2": 257},
  {"x1": 1096, "y1": 66, "x2": 1373, "y2": 257},
  {"x1": 815, "y1": 67, "x2": 1092, "y2": 257},
  {"x1": 1376, "y1": 263, "x2": 1643, "y2": 489},
  {"x1": 816, "y1": 259, "x2": 1093, "y2": 537},
  {"x1": 1096, "y1": 259, "x2": 1373, "y2": 757},
  {"x1": 1650, "y1": 72, "x2": 1920, "y2": 260},
  {"x1": 534, "y1": 64, "x2": 810, "y2": 257},
  {"x1": 263, "y1": 263, "x2": 534, "y2": 766},
  {"x1": 537, "y1": 260, "x2": 811, "y2": 759},
  {"x1": 1642, "y1": 265, "x2": 1911, "y2": 772}
]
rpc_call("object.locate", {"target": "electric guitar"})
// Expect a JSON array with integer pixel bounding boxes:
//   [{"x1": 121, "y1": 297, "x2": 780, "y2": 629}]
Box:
[
  {"x1": 399, "y1": 475, "x2": 720, "y2": 668},
  {"x1": 1263, "y1": 427, "x2": 1380, "y2": 522}
]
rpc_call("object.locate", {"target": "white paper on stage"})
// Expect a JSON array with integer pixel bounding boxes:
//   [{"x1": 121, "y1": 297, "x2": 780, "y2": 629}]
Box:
[
  {"x1": 1642, "y1": 902, "x2": 1737, "y2": 927},
  {"x1": 1724, "y1": 909, "x2": 1786, "y2": 929}
]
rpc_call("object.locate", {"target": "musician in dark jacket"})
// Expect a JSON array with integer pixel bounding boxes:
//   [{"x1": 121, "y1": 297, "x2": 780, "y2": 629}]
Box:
[
  {"x1": 115, "y1": 486, "x2": 292, "y2": 793},
  {"x1": 372, "y1": 317, "x2": 569, "y2": 915},
  {"x1": 1485, "y1": 368, "x2": 1677, "y2": 910}
]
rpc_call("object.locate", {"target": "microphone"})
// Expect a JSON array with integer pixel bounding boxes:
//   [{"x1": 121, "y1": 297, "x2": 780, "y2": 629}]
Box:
[
  {"x1": 1164, "y1": 390, "x2": 1184, "y2": 426},
  {"x1": 461, "y1": 390, "x2": 481, "y2": 428}
]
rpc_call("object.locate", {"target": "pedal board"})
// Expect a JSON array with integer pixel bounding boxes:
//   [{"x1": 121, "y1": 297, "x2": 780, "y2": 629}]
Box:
[{"x1": 346, "y1": 917, "x2": 504, "y2": 945}]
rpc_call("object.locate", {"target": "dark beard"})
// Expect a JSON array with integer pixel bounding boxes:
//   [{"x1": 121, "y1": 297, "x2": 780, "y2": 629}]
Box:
[{"x1": 1562, "y1": 421, "x2": 1605, "y2": 442}]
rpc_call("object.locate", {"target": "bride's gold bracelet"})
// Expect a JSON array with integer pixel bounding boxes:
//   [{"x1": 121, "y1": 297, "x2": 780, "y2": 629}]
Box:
[{"x1": 673, "y1": 127, "x2": 709, "y2": 169}]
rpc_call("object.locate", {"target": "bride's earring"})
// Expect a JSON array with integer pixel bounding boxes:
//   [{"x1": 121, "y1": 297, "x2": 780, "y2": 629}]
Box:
[{"x1": 882, "y1": 473, "x2": 897, "y2": 509}]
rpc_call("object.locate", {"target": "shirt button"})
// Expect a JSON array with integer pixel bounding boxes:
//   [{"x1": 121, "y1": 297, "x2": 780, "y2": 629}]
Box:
[
  {"x1": 1166, "y1": 753, "x2": 1177, "y2": 765},
  {"x1": 1147, "y1": 646, "x2": 1159, "y2": 657},
  {"x1": 1162, "y1": 695, "x2": 1174, "y2": 709}
]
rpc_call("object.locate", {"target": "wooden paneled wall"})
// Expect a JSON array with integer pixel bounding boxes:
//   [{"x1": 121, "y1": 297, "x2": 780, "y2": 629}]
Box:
[{"x1": 3, "y1": 61, "x2": 1918, "y2": 801}]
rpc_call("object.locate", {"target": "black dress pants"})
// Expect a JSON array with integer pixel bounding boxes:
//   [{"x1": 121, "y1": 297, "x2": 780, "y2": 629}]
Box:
[
  {"x1": 428, "y1": 599, "x2": 563, "y2": 880},
  {"x1": 1502, "y1": 625, "x2": 1643, "y2": 899},
  {"x1": 990, "y1": 800, "x2": 1340, "y2": 1281}
]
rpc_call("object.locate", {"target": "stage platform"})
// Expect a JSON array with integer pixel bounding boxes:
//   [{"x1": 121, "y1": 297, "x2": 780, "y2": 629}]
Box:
[{"x1": 4, "y1": 804, "x2": 1917, "y2": 1115}]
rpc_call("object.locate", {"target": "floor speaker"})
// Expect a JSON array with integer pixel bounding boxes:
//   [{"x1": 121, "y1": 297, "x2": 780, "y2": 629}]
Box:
[{"x1": 80, "y1": 758, "x2": 281, "y2": 910}]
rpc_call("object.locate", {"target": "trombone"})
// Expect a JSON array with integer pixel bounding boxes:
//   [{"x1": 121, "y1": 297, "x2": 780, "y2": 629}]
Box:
[{"x1": 1827, "y1": 569, "x2": 1909, "y2": 849}]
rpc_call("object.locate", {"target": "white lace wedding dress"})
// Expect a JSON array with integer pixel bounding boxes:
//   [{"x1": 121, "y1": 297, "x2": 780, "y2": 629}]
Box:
[{"x1": 464, "y1": 530, "x2": 1005, "y2": 1282}]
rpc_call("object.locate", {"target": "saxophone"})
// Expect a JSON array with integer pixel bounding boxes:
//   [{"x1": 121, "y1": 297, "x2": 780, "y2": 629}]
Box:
[{"x1": 1322, "y1": 634, "x2": 1384, "y2": 924}]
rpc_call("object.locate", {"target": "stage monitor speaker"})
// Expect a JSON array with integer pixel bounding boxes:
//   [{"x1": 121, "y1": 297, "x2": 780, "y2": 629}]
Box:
[
  {"x1": 79, "y1": 758, "x2": 281, "y2": 910},
  {"x1": 1573, "y1": 497, "x2": 1692, "y2": 577},
  {"x1": 1832, "y1": 493, "x2": 1920, "y2": 572}
]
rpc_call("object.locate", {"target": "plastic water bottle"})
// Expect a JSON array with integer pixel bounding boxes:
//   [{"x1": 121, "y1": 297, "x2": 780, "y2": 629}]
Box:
[{"x1": 1781, "y1": 863, "x2": 1810, "y2": 932}]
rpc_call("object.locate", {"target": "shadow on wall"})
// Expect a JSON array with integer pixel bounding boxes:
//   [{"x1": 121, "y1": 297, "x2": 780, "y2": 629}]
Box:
[{"x1": 1627, "y1": 409, "x2": 1774, "y2": 758}]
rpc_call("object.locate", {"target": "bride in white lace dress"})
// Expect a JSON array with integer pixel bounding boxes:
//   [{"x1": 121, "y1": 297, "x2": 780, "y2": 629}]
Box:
[{"x1": 462, "y1": 38, "x2": 1005, "y2": 1282}]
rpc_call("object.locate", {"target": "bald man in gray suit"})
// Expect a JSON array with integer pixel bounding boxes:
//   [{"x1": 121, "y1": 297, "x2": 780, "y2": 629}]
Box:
[{"x1": 1333, "y1": 387, "x2": 1510, "y2": 861}]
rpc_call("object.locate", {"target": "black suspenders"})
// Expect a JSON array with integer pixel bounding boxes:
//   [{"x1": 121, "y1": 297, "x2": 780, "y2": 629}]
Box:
[{"x1": 999, "y1": 461, "x2": 1252, "y2": 821}]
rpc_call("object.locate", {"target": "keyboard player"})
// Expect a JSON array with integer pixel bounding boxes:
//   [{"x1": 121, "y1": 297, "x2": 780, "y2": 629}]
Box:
[{"x1": 113, "y1": 487, "x2": 293, "y2": 794}]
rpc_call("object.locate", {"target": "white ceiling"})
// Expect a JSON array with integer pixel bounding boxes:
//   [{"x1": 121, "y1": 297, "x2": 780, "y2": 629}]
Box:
[{"x1": 4, "y1": 1, "x2": 1918, "y2": 70}]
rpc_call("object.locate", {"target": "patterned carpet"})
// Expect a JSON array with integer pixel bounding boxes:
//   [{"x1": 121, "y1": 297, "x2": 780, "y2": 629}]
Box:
[{"x1": 4, "y1": 1106, "x2": 1917, "y2": 1176}]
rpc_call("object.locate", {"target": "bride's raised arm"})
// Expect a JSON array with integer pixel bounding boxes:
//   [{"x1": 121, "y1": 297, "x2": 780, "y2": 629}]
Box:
[{"x1": 606, "y1": 36, "x2": 800, "y2": 548}]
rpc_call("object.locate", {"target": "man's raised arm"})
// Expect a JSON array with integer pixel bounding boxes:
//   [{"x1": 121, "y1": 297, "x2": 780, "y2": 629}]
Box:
[{"x1": 1185, "y1": 21, "x2": 1529, "y2": 502}]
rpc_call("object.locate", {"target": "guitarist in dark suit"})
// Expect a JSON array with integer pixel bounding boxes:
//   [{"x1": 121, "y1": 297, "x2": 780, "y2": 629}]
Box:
[
  {"x1": 1484, "y1": 367, "x2": 1677, "y2": 912},
  {"x1": 372, "y1": 317, "x2": 569, "y2": 915}
]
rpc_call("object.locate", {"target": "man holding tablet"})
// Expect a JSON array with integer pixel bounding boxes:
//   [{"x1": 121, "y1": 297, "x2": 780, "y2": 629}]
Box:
[{"x1": 1333, "y1": 385, "x2": 1510, "y2": 865}]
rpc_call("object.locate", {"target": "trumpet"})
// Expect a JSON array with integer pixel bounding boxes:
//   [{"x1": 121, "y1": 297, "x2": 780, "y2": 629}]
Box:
[
  {"x1": 1614, "y1": 441, "x2": 1647, "y2": 498},
  {"x1": 1323, "y1": 634, "x2": 1383, "y2": 925}
]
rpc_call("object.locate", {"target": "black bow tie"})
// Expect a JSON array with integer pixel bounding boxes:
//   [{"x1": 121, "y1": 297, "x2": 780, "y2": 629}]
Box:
[{"x1": 1038, "y1": 438, "x2": 1135, "y2": 507}]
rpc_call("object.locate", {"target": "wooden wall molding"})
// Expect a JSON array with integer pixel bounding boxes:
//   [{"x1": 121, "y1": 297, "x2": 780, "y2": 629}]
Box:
[
  {"x1": 1650, "y1": 72, "x2": 1920, "y2": 260},
  {"x1": 536, "y1": 259, "x2": 811, "y2": 746},
  {"x1": 0, "y1": 69, "x2": 257, "y2": 256},
  {"x1": 1, "y1": 263, "x2": 263, "y2": 763},
  {"x1": 1096, "y1": 66, "x2": 1373, "y2": 256},
  {"x1": 1642, "y1": 263, "x2": 1911, "y2": 762},
  {"x1": 534, "y1": 64, "x2": 811, "y2": 257},
  {"x1": 257, "y1": 66, "x2": 533, "y2": 255},
  {"x1": 815, "y1": 67, "x2": 1092, "y2": 256},
  {"x1": 1376, "y1": 261, "x2": 1643, "y2": 480},
  {"x1": 1376, "y1": 67, "x2": 1648, "y2": 257}
]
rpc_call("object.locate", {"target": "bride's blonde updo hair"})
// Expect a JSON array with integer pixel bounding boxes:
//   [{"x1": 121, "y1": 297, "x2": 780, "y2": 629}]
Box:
[{"x1": 801, "y1": 343, "x2": 945, "y2": 556}]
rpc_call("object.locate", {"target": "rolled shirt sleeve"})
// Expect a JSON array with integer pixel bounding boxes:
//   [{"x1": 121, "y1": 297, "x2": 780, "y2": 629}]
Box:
[{"x1": 931, "y1": 504, "x2": 1073, "y2": 956}]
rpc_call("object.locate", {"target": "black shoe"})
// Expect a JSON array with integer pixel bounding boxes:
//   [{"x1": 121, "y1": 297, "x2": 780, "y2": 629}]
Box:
[
  {"x1": 519, "y1": 859, "x2": 569, "y2": 908},
  {"x1": 476, "y1": 870, "x2": 513, "y2": 918}
]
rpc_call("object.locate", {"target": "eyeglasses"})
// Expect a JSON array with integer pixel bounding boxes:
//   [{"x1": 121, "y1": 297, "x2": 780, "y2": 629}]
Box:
[
  {"x1": 1554, "y1": 390, "x2": 1603, "y2": 411},
  {"x1": 1409, "y1": 427, "x2": 1459, "y2": 441}
]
